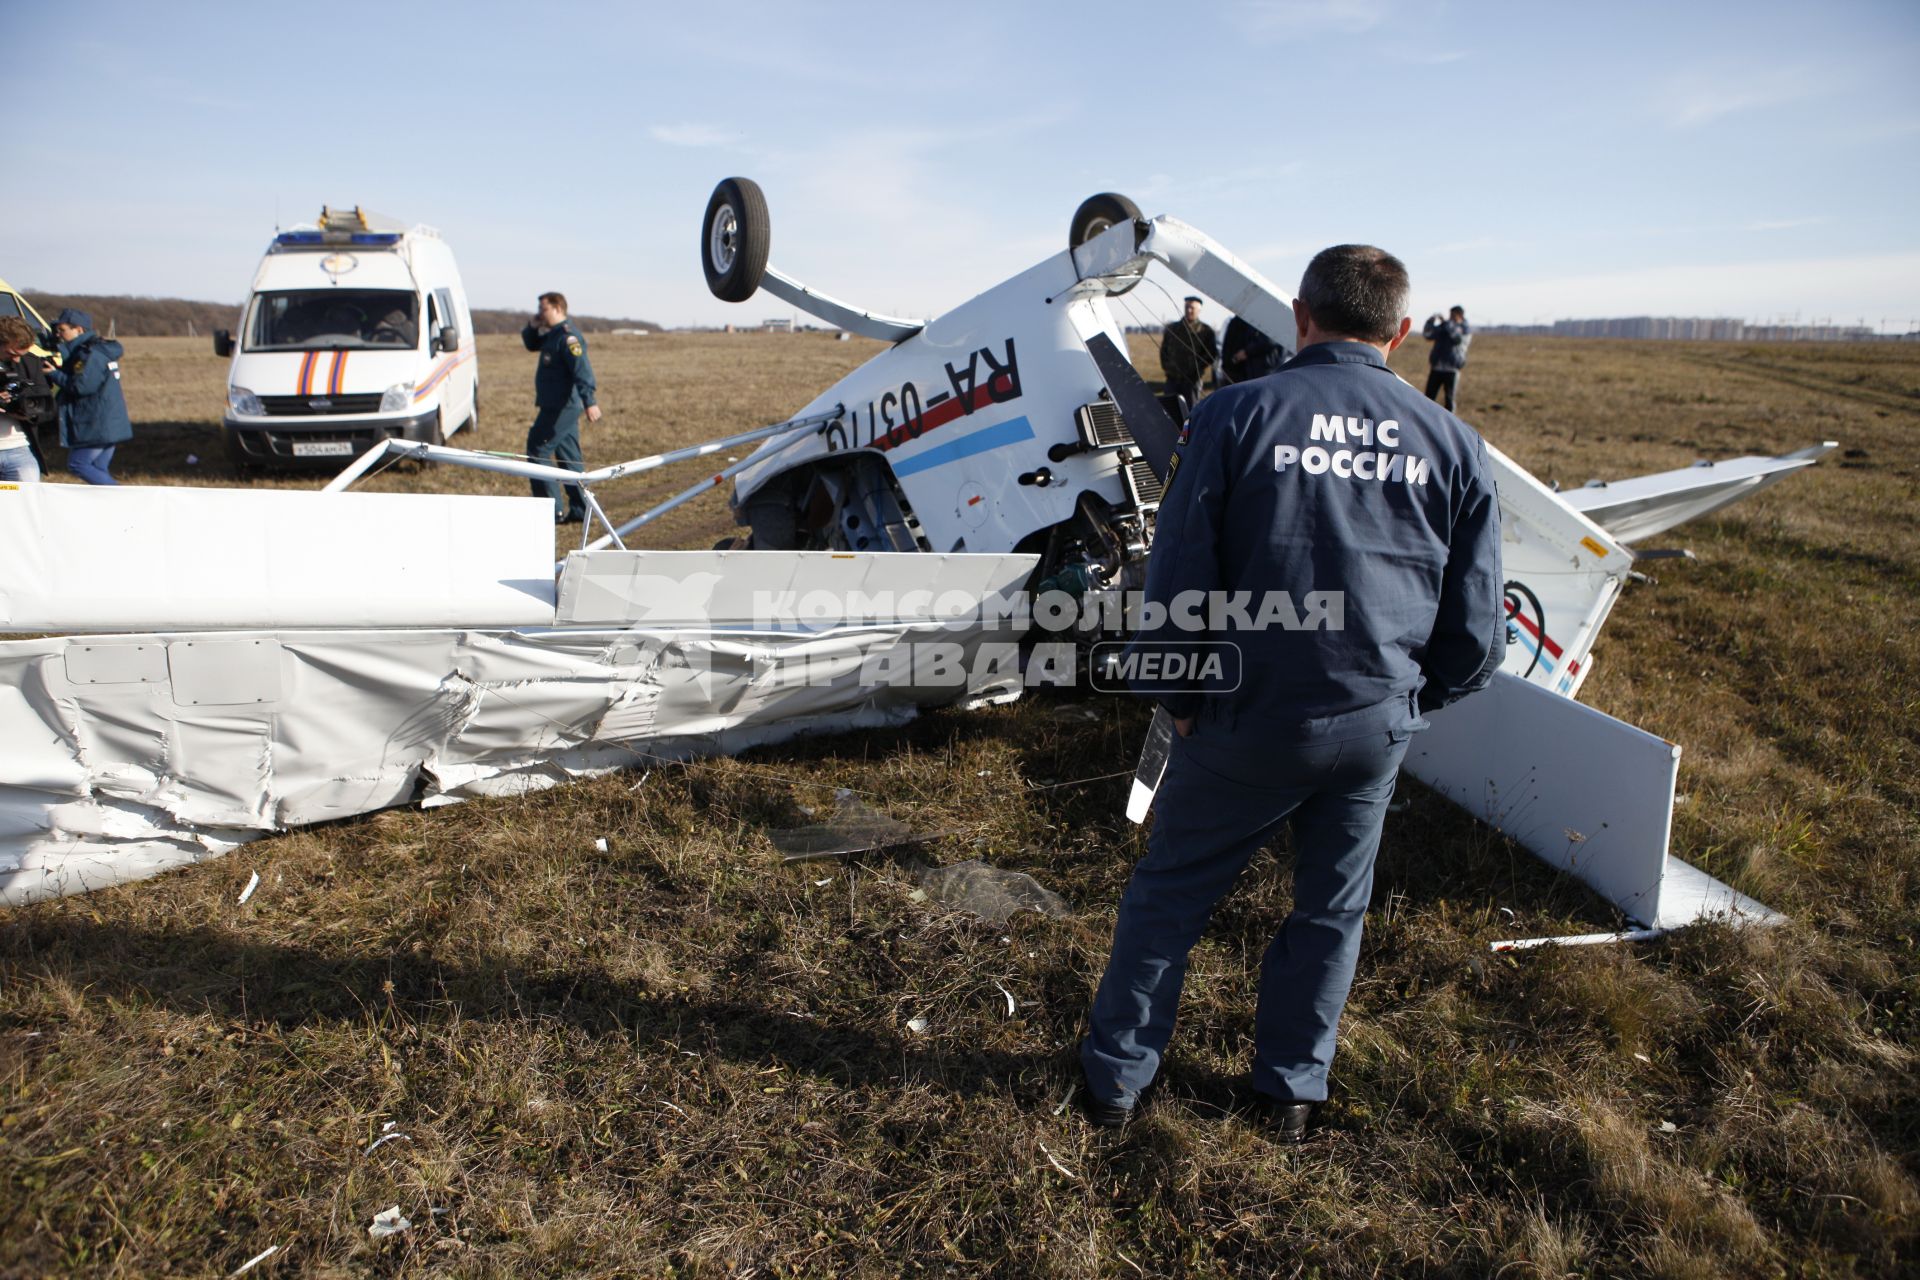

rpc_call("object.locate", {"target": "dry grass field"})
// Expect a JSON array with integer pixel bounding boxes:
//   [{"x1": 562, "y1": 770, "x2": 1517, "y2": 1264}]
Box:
[{"x1": 3, "y1": 331, "x2": 1917, "y2": 1277}]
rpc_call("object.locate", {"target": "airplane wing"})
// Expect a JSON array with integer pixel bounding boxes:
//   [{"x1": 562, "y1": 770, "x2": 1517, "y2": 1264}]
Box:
[{"x1": 1560, "y1": 442, "x2": 1836, "y2": 544}]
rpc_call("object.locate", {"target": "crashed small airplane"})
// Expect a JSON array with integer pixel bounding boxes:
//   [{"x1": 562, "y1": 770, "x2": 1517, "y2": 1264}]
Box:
[{"x1": 0, "y1": 181, "x2": 1833, "y2": 946}]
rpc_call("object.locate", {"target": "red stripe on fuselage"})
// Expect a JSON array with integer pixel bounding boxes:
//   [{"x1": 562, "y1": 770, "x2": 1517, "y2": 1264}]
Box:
[
  {"x1": 870, "y1": 374, "x2": 1016, "y2": 453},
  {"x1": 1507, "y1": 603, "x2": 1564, "y2": 658}
]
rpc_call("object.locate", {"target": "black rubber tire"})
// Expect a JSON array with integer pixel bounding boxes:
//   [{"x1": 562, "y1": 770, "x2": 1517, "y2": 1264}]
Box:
[
  {"x1": 463, "y1": 382, "x2": 479, "y2": 439},
  {"x1": 1070, "y1": 192, "x2": 1143, "y2": 294},
  {"x1": 427, "y1": 411, "x2": 445, "y2": 448},
  {"x1": 1069, "y1": 192, "x2": 1141, "y2": 250},
  {"x1": 702, "y1": 178, "x2": 771, "y2": 303}
]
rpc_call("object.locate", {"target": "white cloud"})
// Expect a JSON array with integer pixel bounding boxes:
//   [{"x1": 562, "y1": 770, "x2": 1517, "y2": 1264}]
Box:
[
  {"x1": 1657, "y1": 65, "x2": 1817, "y2": 128},
  {"x1": 1386, "y1": 47, "x2": 1469, "y2": 66},
  {"x1": 1743, "y1": 217, "x2": 1828, "y2": 232},
  {"x1": 649, "y1": 124, "x2": 743, "y2": 149},
  {"x1": 1430, "y1": 235, "x2": 1513, "y2": 255},
  {"x1": 1233, "y1": 0, "x2": 1391, "y2": 41}
]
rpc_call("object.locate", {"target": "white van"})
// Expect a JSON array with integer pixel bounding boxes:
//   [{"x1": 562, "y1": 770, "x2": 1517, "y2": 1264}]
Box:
[{"x1": 217, "y1": 206, "x2": 478, "y2": 471}]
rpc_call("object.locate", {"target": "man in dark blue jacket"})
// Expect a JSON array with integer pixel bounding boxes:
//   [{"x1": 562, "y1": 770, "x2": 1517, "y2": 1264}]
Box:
[
  {"x1": 1422, "y1": 305, "x2": 1471, "y2": 410},
  {"x1": 1081, "y1": 246, "x2": 1505, "y2": 1139},
  {"x1": 45, "y1": 309, "x2": 132, "y2": 485},
  {"x1": 1220, "y1": 315, "x2": 1284, "y2": 385},
  {"x1": 521, "y1": 291, "x2": 601, "y2": 524}
]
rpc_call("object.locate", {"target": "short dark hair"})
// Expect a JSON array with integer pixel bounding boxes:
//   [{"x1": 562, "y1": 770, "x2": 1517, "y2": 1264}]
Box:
[
  {"x1": 1297, "y1": 245, "x2": 1409, "y2": 344},
  {"x1": 539, "y1": 291, "x2": 568, "y2": 313},
  {"x1": 1449, "y1": 305, "x2": 1466, "y2": 318}
]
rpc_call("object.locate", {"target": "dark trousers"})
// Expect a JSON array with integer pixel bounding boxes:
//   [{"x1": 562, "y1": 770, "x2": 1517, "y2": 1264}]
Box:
[
  {"x1": 1082, "y1": 721, "x2": 1412, "y2": 1106},
  {"x1": 526, "y1": 404, "x2": 585, "y2": 518},
  {"x1": 1166, "y1": 377, "x2": 1204, "y2": 412},
  {"x1": 1425, "y1": 369, "x2": 1460, "y2": 412}
]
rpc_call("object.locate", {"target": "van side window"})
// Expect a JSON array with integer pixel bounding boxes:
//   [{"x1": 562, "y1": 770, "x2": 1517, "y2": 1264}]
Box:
[{"x1": 434, "y1": 288, "x2": 456, "y2": 341}]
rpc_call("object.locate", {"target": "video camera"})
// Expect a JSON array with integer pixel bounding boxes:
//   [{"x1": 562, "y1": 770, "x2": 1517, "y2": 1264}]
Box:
[{"x1": 0, "y1": 354, "x2": 56, "y2": 428}]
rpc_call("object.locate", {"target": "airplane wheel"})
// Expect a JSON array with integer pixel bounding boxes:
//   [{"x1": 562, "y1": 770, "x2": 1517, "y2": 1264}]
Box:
[
  {"x1": 703, "y1": 177, "x2": 771, "y2": 303},
  {"x1": 1070, "y1": 192, "x2": 1141, "y2": 248},
  {"x1": 1070, "y1": 192, "x2": 1142, "y2": 293}
]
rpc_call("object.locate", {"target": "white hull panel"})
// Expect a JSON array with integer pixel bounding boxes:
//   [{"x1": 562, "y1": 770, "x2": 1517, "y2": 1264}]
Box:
[{"x1": 1406, "y1": 672, "x2": 1780, "y2": 932}]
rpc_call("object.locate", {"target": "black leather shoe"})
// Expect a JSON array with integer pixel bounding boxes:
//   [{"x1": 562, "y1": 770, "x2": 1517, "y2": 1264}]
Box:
[
  {"x1": 555, "y1": 511, "x2": 585, "y2": 525},
  {"x1": 1248, "y1": 1095, "x2": 1314, "y2": 1143},
  {"x1": 1083, "y1": 1091, "x2": 1134, "y2": 1129},
  {"x1": 1080, "y1": 1067, "x2": 1136, "y2": 1129}
]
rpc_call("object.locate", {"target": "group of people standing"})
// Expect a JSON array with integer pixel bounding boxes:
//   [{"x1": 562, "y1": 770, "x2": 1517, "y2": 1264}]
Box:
[
  {"x1": 1160, "y1": 295, "x2": 1472, "y2": 411},
  {"x1": 0, "y1": 309, "x2": 131, "y2": 485}
]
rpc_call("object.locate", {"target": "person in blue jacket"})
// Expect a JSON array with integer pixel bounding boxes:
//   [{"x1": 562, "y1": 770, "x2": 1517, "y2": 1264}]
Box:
[
  {"x1": 45, "y1": 309, "x2": 132, "y2": 485},
  {"x1": 1219, "y1": 315, "x2": 1284, "y2": 385},
  {"x1": 1422, "y1": 305, "x2": 1471, "y2": 411},
  {"x1": 521, "y1": 292, "x2": 601, "y2": 524},
  {"x1": 1080, "y1": 246, "x2": 1506, "y2": 1140}
]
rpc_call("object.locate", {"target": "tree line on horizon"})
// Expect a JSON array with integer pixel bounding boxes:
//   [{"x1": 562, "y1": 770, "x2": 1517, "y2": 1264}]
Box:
[{"x1": 20, "y1": 292, "x2": 662, "y2": 338}]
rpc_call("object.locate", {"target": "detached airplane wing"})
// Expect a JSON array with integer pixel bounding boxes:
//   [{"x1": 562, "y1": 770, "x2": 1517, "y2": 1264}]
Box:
[{"x1": 1560, "y1": 442, "x2": 1836, "y2": 544}]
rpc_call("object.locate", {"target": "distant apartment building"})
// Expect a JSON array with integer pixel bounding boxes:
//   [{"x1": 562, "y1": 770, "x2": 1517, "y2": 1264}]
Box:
[
  {"x1": 1480, "y1": 316, "x2": 1883, "y2": 342},
  {"x1": 1548, "y1": 316, "x2": 1751, "y2": 339}
]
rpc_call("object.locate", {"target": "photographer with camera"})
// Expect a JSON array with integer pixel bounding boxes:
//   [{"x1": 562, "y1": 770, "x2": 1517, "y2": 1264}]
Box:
[
  {"x1": 1421, "y1": 305, "x2": 1471, "y2": 411},
  {"x1": 0, "y1": 316, "x2": 51, "y2": 483},
  {"x1": 45, "y1": 308, "x2": 131, "y2": 485}
]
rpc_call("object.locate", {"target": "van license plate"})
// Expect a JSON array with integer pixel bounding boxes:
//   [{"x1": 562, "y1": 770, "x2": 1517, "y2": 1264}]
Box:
[{"x1": 292, "y1": 441, "x2": 354, "y2": 458}]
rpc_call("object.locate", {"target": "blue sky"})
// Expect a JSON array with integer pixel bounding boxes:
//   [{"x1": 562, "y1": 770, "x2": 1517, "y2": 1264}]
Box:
[{"x1": 7, "y1": 0, "x2": 1918, "y2": 330}]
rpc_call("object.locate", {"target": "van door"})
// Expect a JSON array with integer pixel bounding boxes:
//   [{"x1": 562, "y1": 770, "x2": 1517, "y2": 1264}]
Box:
[{"x1": 432, "y1": 286, "x2": 471, "y2": 435}]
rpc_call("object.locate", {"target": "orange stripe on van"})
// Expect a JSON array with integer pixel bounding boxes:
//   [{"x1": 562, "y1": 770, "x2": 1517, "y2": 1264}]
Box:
[{"x1": 412, "y1": 351, "x2": 473, "y2": 401}]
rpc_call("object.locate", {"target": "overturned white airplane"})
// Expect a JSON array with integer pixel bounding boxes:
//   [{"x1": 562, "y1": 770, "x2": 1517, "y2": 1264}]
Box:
[{"x1": 0, "y1": 181, "x2": 1833, "y2": 944}]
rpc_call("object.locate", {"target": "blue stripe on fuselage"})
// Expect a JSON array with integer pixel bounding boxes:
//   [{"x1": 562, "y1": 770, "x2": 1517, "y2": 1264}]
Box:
[{"x1": 889, "y1": 416, "x2": 1035, "y2": 478}]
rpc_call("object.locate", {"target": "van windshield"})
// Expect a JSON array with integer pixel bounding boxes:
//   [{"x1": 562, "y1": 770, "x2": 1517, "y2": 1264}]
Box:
[{"x1": 246, "y1": 290, "x2": 419, "y2": 351}]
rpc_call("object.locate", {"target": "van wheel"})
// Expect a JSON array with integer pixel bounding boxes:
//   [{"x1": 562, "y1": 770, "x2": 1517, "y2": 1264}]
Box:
[
  {"x1": 427, "y1": 412, "x2": 445, "y2": 448},
  {"x1": 702, "y1": 177, "x2": 770, "y2": 303},
  {"x1": 224, "y1": 436, "x2": 254, "y2": 481}
]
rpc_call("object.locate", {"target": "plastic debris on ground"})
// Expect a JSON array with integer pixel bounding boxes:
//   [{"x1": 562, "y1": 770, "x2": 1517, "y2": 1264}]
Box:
[
  {"x1": 368, "y1": 1205, "x2": 412, "y2": 1238},
  {"x1": 228, "y1": 1244, "x2": 279, "y2": 1277},
  {"x1": 911, "y1": 858, "x2": 1069, "y2": 924},
  {"x1": 364, "y1": 1128, "x2": 410, "y2": 1156},
  {"x1": 768, "y1": 789, "x2": 950, "y2": 863}
]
